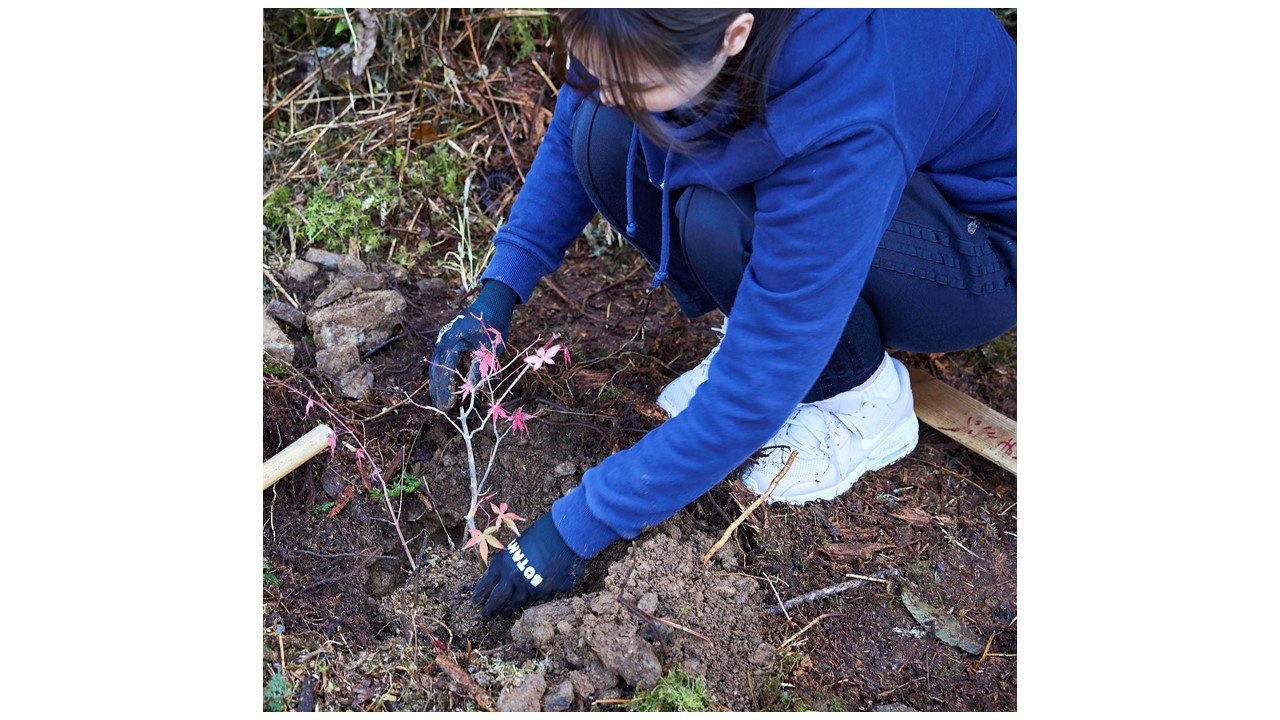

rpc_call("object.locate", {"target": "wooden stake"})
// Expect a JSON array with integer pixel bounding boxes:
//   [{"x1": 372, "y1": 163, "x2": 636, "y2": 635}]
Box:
[
  {"x1": 263, "y1": 425, "x2": 334, "y2": 490},
  {"x1": 907, "y1": 367, "x2": 1017, "y2": 475}
]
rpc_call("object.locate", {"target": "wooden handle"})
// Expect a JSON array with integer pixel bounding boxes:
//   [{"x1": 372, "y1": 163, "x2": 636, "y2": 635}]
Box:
[{"x1": 263, "y1": 424, "x2": 334, "y2": 490}]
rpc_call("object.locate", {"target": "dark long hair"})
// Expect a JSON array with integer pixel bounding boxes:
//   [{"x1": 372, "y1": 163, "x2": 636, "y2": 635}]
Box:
[{"x1": 559, "y1": 9, "x2": 796, "y2": 151}]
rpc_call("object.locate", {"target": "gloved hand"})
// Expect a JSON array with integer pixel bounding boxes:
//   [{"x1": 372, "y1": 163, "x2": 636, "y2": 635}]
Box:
[
  {"x1": 471, "y1": 513, "x2": 587, "y2": 619},
  {"x1": 429, "y1": 279, "x2": 520, "y2": 409}
]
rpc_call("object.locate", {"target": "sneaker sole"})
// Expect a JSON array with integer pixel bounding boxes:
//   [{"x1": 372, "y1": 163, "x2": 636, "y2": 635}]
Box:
[{"x1": 766, "y1": 414, "x2": 920, "y2": 505}]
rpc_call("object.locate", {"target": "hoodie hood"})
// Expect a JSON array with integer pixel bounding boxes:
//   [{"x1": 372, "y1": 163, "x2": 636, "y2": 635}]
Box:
[{"x1": 621, "y1": 9, "x2": 875, "y2": 290}]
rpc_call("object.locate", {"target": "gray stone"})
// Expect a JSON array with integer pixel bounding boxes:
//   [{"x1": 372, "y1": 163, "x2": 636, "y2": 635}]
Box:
[
  {"x1": 316, "y1": 342, "x2": 361, "y2": 379},
  {"x1": 496, "y1": 670, "x2": 546, "y2": 713},
  {"x1": 586, "y1": 628, "x2": 661, "y2": 691},
  {"x1": 874, "y1": 703, "x2": 918, "y2": 712},
  {"x1": 266, "y1": 300, "x2": 307, "y2": 331},
  {"x1": 415, "y1": 277, "x2": 449, "y2": 295},
  {"x1": 381, "y1": 262, "x2": 411, "y2": 283},
  {"x1": 750, "y1": 642, "x2": 775, "y2": 667},
  {"x1": 352, "y1": 272, "x2": 386, "y2": 290},
  {"x1": 334, "y1": 364, "x2": 373, "y2": 399},
  {"x1": 263, "y1": 311, "x2": 294, "y2": 364},
  {"x1": 306, "y1": 289, "x2": 407, "y2": 352},
  {"x1": 321, "y1": 468, "x2": 346, "y2": 499},
  {"x1": 543, "y1": 680, "x2": 574, "y2": 712},
  {"x1": 567, "y1": 671, "x2": 595, "y2": 700},
  {"x1": 553, "y1": 461, "x2": 576, "y2": 478},
  {"x1": 313, "y1": 277, "x2": 355, "y2": 308},
  {"x1": 637, "y1": 592, "x2": 658, "y2": 614},
  {"x1": 337, "y1": 255, "x2": 368, "y2": 277},
  {"x1": 284, "y1": 259, "x2": 319, "y2": 283},
  {"x1": 303, "y1": 248, "x2": 347, "y2": 271}
]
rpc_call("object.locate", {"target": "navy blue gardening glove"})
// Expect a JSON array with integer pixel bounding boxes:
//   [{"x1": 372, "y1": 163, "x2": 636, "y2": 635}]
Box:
[
  {"x1": 471, "y1": 513, "x2": 588, "y2": 619},
  {"x1": 429, "y1": 279, "x2": 520, "y2": 410}
]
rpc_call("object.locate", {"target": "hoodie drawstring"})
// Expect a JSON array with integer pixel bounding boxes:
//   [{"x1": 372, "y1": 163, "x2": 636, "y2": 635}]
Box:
[
  {"x1": 652, "y1": 149, "x2": 673, "y2": 289},
  {"x1": 624, "y1": 127, "x2": 639, "y2": 238},
  {"x1": 623, "y1": 126, "x2": 674, "y2": 291}
]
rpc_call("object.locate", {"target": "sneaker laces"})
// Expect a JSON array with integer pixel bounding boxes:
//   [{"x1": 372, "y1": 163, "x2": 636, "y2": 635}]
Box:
[{"x1": 773, "y1": 400, "x2": 869, "y2": 483}]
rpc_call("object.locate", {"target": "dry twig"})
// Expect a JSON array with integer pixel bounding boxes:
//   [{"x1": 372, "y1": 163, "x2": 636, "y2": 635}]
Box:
[
  {"x1": 766, "y1": 569, "x2": 893, "y2": 615},
  {"x1": 776, "y1": 612, "x2": 841, "y2": 654},
  {"x1": 702, "y1": 450, "x2": 798, "y2": 565}
]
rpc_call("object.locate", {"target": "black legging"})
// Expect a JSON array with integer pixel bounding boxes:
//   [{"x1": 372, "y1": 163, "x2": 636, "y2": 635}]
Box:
[{"x1": 570, "y1": 94, "x2": 1017, "y2": 402}]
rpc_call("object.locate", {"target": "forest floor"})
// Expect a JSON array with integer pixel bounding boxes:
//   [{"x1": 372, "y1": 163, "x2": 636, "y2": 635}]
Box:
[{"x1": 262, "y1": 9, "x2": 1017, "y2": 712}]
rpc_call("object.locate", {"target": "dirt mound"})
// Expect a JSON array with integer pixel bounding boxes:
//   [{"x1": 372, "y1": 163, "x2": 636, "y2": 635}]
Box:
[{"x1": 510, "y1": 524, "x2": 775, "y2": 710}]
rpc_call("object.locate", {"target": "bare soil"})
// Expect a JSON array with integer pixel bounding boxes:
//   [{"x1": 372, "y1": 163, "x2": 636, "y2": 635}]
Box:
[{"x1": 263, "y1": 240, "x2": 1016, "y2": 711}]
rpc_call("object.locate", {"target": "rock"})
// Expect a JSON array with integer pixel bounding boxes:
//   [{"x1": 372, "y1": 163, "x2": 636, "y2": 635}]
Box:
[
  {"x1": 496, "y1": 670, "x2": 546, "y2": 713},
  {"x1": 750, "y1": 642, "x2": 775, "y2": 667},
  {"x1": 352, "y1": 271, "x2": 386, "y2": 290},
  {"x1": 513, "y1": 604, "x2": 558, "y2": 646},
  {"x1": 415, "y1": 277, "x2": 449, "y2": 295},
  {"x1": 263, "y1": 311, "x2": 294, "y2": 364},
  {"x1": 588, "y1": 593, "x2": 617, "y2": 616},
  {"x1": 284, "y1": 259, "x2": 319, "y2": 283},
  {"x1": 313, "y1": 277, "x2": 355, "y2": 308},
  {"x1": 321, "y1": 468, "x2": 346, "y2": 499},
  {"x1": 307, "y1": 289, "x2": 407, "y2": 352},
  {"x1": 637, "y1": 592, "x2": 658, "y2": 614},
  {"x1": 337, "y1": 255, "x2": 368, "y2": 277},
  {"x1": 553, "y1": 461, "x2": 576, "y2": 478},
  {"x1": 266, "y1": 300, "x2": 307, "y2": 331},
  {"x1": 586, "y1": 628, "x2": 661, "y2": 691},
  {"x1": 874, "y1": 703, "x2": 918, "y2": 712},
  {"x1": 381, "y1": 262, "x2": 411, "y2": 283},
  {"x1": 567, "y1": 671, "x2": 595, "y2": 699},
  {"x1": 543, "y1": 680, "x2": 574, "y2": 712},
  {"x1": 303, "y1": 248, "x2": 349, "y2": 271},
  {"x1": 334, "y1": 365, "x2": 373, "y2": 399},
  {"x1": 316, "y1": 343, "x2": 361, "y2": 379}
]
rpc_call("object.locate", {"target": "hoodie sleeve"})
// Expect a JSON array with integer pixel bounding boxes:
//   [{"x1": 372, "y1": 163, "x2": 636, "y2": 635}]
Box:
[
  {"x1": 477, "y1": 76, "x2": 601, "y2": 303},
  {"x1": 553, "y1": 125, "x2": 910, "y2": 558}
]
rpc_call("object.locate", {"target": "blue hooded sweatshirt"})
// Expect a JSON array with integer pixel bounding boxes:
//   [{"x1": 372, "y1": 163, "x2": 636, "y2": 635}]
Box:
[{"x1": 478, "y1": 9, "x2": 1016, "y2": 558}]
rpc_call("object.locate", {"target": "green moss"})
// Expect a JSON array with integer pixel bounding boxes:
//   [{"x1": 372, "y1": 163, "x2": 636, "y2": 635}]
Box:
[
  {"x1": 264, "y1": 671, "x2": 293, "y2": 711},
  {"x1": 508, "y1": 12, "x2": 551, "y2": 64},
  {"x1": 629, "y1": 668, "x2": 715, "y2": 712},
  {"x1": 422, "y1": 147, "x2": 464, "y2": 197},
  {"x1": 298, "y1": 175, "x2": 401, "y2": 254}
]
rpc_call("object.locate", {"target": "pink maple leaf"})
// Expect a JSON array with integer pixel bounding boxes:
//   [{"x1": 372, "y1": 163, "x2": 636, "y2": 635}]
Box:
[
  {"x1": 461, "y1": 527, "x2": 498, "y2": 565},
  {"x1": 487, "y1": 401, "x2": 510, "y2": 422},
  {"x1": 490, "y1": 501, "x2": 526, "y2": 536},
  {"x1": 456, "y1": 377, "x2": 476, "y2": 398},
  {"x1": 524, "y1": 343, "x2": 561, "y2": 371},
  {"x1": 509, "y1": 406, "x2": 535, "y2": 435},
  {"x1": 474, "y1": 346, "x2": 500, "y2": 379}
]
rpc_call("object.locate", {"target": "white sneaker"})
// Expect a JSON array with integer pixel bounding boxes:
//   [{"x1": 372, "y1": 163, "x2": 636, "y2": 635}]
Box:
[
  {"x1": 741, "y1": 353, "x2": 919, "y2": 504},
  {"x1": 656, "y1": 318, "x2": 728, "y2": 417}
]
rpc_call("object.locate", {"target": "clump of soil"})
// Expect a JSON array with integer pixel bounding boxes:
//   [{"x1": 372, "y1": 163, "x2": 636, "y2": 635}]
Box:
[{"x1": 509, "y1": 521, "x2": 775, "y2": 711}]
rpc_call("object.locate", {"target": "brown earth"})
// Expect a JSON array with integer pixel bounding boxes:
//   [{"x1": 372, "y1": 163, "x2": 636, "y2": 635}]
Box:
[{"x1": 263, "y1": 239, "x2": 1016, "y2": 711}]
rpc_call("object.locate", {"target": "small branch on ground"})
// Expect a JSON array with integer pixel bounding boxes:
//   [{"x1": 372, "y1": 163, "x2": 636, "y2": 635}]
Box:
[
  {"x1": 766, "y1": 569, "x2": 894, "y2": 616},
  {"x1": 433, "y1": 654, "x2": 496, "y2": 711},
  {"x1": 776, "y1": 612, "x2": 841, "y2": 654},
  {"x1": 702, "y1": 450, "x2": 798, "y2": 565}
]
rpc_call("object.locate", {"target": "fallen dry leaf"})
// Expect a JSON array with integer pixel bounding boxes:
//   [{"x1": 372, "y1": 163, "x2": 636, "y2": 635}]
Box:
[
  {"x1": 820, "y1": 542, "x2": 895, "y2": 563},
  {"x1": 900, "y1": 587, "x2": 986, "y2": 655},
  {"x1": 327, "y1": 484, "x2": 356, "y2": 520},
  {"x1": 892, "y1": 507, "x2": 932, "y2": 527}
]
